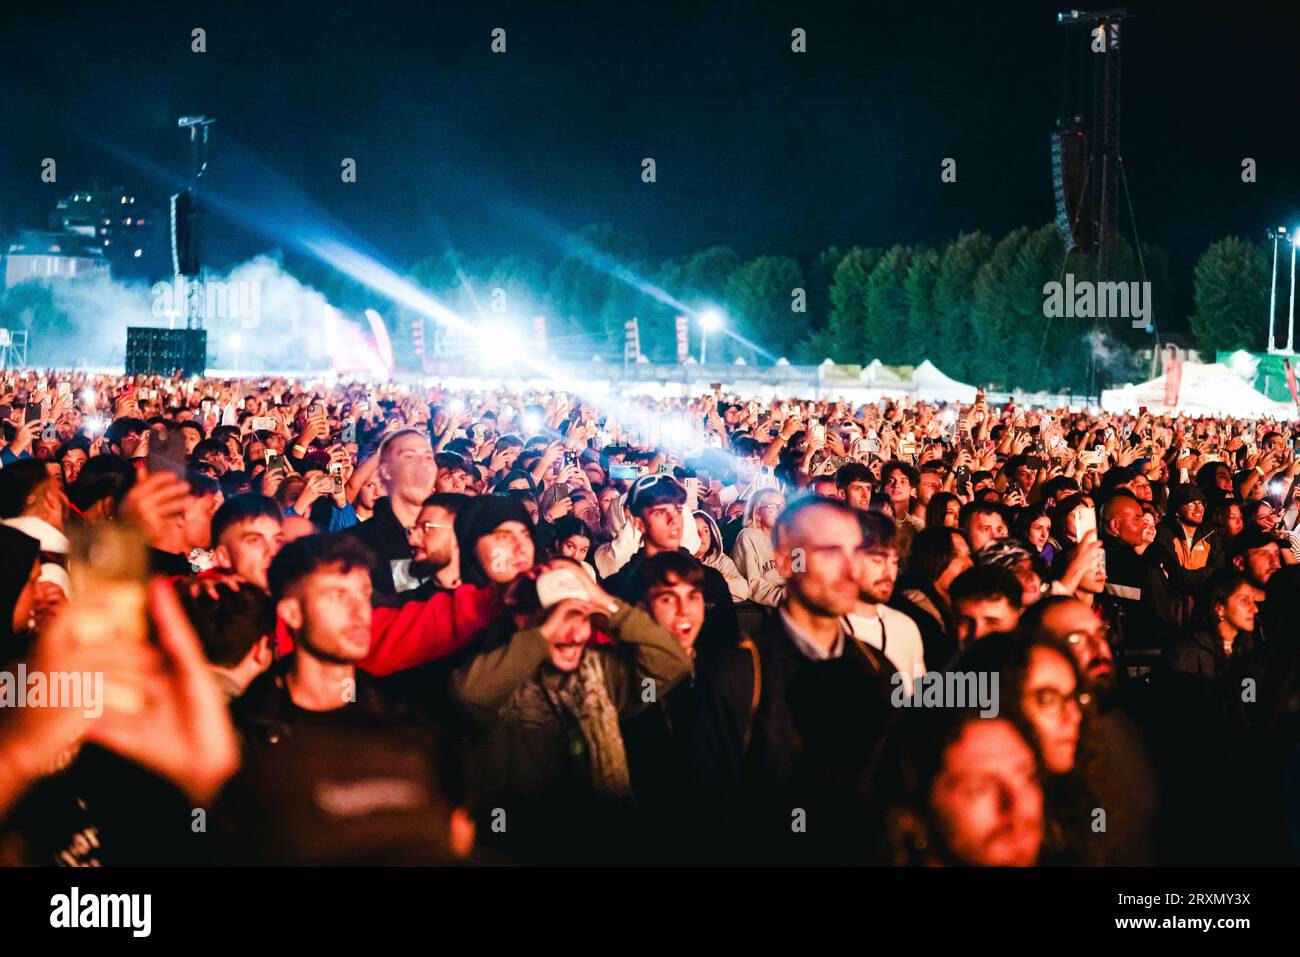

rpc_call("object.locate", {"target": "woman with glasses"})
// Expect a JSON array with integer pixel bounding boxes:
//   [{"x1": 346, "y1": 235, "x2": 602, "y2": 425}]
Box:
[
  {"x1": 958, "y1": 633, "x2": 1100, "y2": 865},
  {"x1": 730, "y1": 487, "x2": 786, "y2": 607}
]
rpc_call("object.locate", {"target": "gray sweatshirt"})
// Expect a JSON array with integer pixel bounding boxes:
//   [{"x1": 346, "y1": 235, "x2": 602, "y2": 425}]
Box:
[{"x1": 730, "y1": 525, "x2": 785, "y2": 607}]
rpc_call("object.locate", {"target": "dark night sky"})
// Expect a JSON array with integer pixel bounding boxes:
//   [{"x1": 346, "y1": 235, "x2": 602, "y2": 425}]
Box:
[{"x1": 3, "y1": 0, "x2": 1299, "y2": 324}]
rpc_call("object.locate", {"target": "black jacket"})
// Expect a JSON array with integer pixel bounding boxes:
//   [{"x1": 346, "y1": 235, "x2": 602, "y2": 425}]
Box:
[
  {"x1": 219, "y1": 659, "x2": 454, "y2": 864},
  {"x1": 346, "y1": 496, "x2": 413, "y2": 596},
  {"x1": 703, "y1": 610, "x2": 897, "y2": 862},
  {"x1": 1101, "y1": 535, "x2": 1176, "y2": 653},
  {"x1": 603, "y1": 547, "x2": 741, "y2": 658}
]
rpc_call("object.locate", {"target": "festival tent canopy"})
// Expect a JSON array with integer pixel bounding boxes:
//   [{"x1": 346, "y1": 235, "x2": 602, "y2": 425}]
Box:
[
  {"x1": 909, "y1": 360, "x2": 979, "y2": 402},
  {"x1": 1099, "y1": 361, "x2": 1296, "y2": 418}
]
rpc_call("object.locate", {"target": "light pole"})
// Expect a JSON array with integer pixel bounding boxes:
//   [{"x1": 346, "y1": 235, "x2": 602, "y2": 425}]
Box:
[
  {"x1": 1269, "y1": 227, "x2": 1285, "y2": 353},
  {"x1": 1289, "y1": 234, "x2": 1297, "y2": 354},
  {"x1": 699, "y1": 310, "x2": 723, "y2": 365}
]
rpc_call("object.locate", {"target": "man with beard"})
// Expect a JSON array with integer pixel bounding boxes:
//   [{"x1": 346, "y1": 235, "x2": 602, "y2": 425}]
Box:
[
  {"x1": 1228, "y1": 530, "x2": 1290, "y2": 701},
  {"x1": 706, "y1": 497, "x2": 897, "y2": 863},
  {"x1": 1153, "y1": 483, "x2": 1220, "y2": 629},
  {"x1": 1023, "y1": 596, "x2": 1160, "y2": 864},
  {"x1": 843, "y1": 510, "x2": 925, "y2": 694},
  {"x1": 391, "y1": 493, "x2": 466, "y2": 598},
  {"x1": 219, "y1": 534, "x2": 475, "y2": 865}
]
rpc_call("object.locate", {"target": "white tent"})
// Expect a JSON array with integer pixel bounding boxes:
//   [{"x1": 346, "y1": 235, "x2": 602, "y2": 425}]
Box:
[
  {"x1": 910, "y1": 359, "x2": 979, "y2": 403},
  {"x1": 861, "y1": 358, "x2": 911, "y2": 389},
  {"x1": 1100, "y1": 361, "x2": 1296, "y2": 418}
]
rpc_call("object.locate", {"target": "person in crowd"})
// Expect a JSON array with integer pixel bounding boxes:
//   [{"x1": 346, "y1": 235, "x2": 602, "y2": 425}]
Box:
[
  {"x1": 448, "y1": 558, "x2": 691, "y2": 863},
  {"x1": 209, "y1": 494, "x2": 285, "y2": 592},
  {"x1": 1023, "y1": 596, "x2": 1160, "y2": 865},
  {"x1": 843, "y1": 511, "x2": 925, "y2": 693},
  {"x1": 949, "y1": 564, "x2": 1023, "y2": 645},
  {"x1": 960, "y1": 500, "x2": 1009, "y2": 551},
  {"x1": 835, "y1": 462, "x2": 875, "y2": 512},
  {"x1": 730, "y1": 487, "x2": 786, "y2": 607},
  {"x1": 705, "y1": 497, "x2": 897, "y2": 863},
  {"x1": 894, "y1": 525, "x2": 971, "y2": 669},
  {"x1": 693, "y1": 509, "x2": 749, "y2": 603},
  {"x1": 1152, "y1": 482, "x2": 1220, "y2": 628},
  {"x1": 961, "y1": 632, "x2": 1097, "y2": 864},
  {"x1": 1158, "y1": 571, "x2": 1270, "y2": 862},
  {"x1": 393, "y1": 492, "x2": 466, "y2": 597},
  {"x1": 973, "y1": 538, "x2": 1047, "y2": 609},
  {"x1": 1015, "y1": 506, "x2": 1055, "y2": 565},
  {"x1": 602, "y1": 476, "x2": 739, "y2": 658},
  {"x1": 348, "y1": 429, "x2": 437, "y2": 595},
  {"x1": 0, "y1": 459, "x2": 72, "y2": 612},
  {"x1": 881, "y1": 460, "x2": 923, "y2": 555},
  {"x1": 1098, "y1": 491, "x2": 1175, "y2": 655},
  {"x1": 452, "y1": 494, "x2": 536, "y2": 589},
  {"x1": 220, "y1": 535, "x2": 473, "y2": 864},
  {"x1": 180, "y1": 580, "x2": 277, "y2": 698},
  {"x1": 875, "y1": 707, "x2": 1044, "y2": 866},
  {"x1": 924, "y1": 491, "x2": 962, "y2": 530}
]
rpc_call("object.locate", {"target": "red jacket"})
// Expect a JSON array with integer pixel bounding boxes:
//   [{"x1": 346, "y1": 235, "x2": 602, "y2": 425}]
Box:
[{"x1": 362, "y1": 584, "x2": 502, "y2": 676}]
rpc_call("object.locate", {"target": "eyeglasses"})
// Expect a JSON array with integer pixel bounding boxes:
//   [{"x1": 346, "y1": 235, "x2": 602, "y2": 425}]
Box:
[
  {"x1": 1066, "y1": 625, "x2": 1110, "y2": 649},
  {"x1": 407, "y1": 521, "x2": 453, "y2": 536},
  {"x1": 1025, "y1": 686, "x2": 1092, "y2": 718}
]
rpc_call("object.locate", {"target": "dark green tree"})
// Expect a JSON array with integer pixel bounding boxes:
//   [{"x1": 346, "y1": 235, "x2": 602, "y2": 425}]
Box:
[{"x1": 1189, "y1": 237, "x2": 1269, "y2": 357}]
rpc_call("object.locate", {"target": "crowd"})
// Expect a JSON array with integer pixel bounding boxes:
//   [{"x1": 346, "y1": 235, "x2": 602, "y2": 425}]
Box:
[{"x1": 1, "y1": 367, "x2": 1299, "y2": 865}]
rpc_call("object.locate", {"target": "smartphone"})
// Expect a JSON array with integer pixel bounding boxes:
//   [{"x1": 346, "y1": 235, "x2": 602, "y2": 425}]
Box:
[
  {"x1": 695, "y1": 469, "x2": 711, "y2": 488},
  {"x1": 1072, "y1": 505, "x2": 1096, "y2": 541},
  {"x1": 609, "y1": 463, "x2": 641, "y2": 481},
  {"x1": 57, "y1": 381, "x2": 71, "y2": 396},
  {"x1": 329, "y1": 462, "x2": 345, "y2": 495},
  {"x1": 264, "y1": 450, "x2": 287, "y2": 473},
  {"x1": 23, "y1": 404, "x2": 43, "y2": 424},
  {"x1": 147, "y1": 424, "x2": 188, "y2": 476},
  {"x1": 0, "y1": 404, "x2": 10, "y2": 421},
  {"x1": 66, "y1": 524, "x2": 150, "y2": 714},
  {"x1": 812, "y1": 423, "x2": 826, "y2": 443},
  {"x1": 250, "y1": 416, "x2": 276, "y2": 432}
]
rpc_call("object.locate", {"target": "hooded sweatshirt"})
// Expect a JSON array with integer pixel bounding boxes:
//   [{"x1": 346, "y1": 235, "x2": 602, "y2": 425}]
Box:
[
  {"x1": 592, "y1": 491, "x2": 701, "y2": 580},
  {"x1": 454, "y1": 494, "x2": 536, "y2": 588},
  {"x1": 693, "y1": 510, "x2": 749, "y2": 602}
]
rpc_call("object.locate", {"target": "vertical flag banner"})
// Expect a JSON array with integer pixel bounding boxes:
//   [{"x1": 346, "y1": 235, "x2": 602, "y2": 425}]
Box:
[
  {"x1": 624, "y1": 317, "x2": 641, "y2": 364},
  {"x1": 1162, "y1": 345, "x2": 1182, "y2": 409},
  {"x1": 675, "y1": 315, "x2": 689, "y2": 364},
  {"x1": 1286, "y1": 358, "x2": 1299, "y2": 407},
  {"x1": 532, "y1": 315, "x2": 547, "y2": 358}
]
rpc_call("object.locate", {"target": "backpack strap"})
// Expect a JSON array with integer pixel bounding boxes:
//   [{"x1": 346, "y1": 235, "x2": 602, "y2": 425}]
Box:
[{"x1": 737, "y1": 634, "x2": 762, "y2": 753}]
